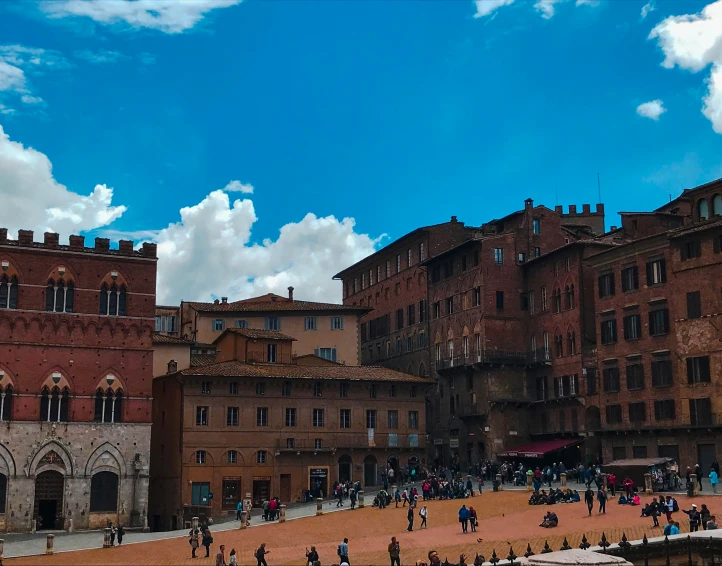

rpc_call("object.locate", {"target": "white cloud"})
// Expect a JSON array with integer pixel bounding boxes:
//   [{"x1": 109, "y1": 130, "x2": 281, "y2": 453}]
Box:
[
  {"x1": 0, "y1": 125, "x2": 126, "y2": 237},
  {"x1": 473, "y1": 0, "x2": 515, "y2": 18},
  {"x1": 20, "y1": 94, "x2": 44, "y2": 105},
  {"x1": 74, "y1": 49, "x2": 126, "y2": 64},
  {"x1": 649, "y1": 1, "x2": 722, "y2": 133},
  {"x1": 41, "y1": 0, "x2": 243, "y2": 34},
  {"x1": 138, "y1": 52, "x2": 157, "y2": 65},
  {"x1": 636, "y1": 99, "x2": 666, "y2": 120},
  {"x1": 0, "y1": 45, "x2": 69, "y2": 111},
  {"x1": 641, "y1": 1, "x2": 655, "y2": 19},
  {"x1": 535, "y1": 0, "x2": 564, "y2": 19},
  {"x1": 576, "y1": 0, "x2": 600, "y2": 6},
  {"x1": 0, "y1": 61, "x2": 25, "y2": 93},
  {"x1": 223, "y1": 180, "x2": 254, "y2": 194}
]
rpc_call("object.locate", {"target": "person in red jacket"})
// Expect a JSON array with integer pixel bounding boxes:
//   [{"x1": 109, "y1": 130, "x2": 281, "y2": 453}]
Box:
[{"x1": 622, "y1": 477, "x2": 634, "y2": 497}]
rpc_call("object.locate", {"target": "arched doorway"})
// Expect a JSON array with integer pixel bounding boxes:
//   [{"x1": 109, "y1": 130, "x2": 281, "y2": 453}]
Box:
[
  {"x1": 338, "y1": 455, "x2": 352, "y2": 483},
  {"x1": 363, "y1": 455, "x2": 378, "y2": 487},
  {"x1": 34, "y1": 470, "x2": 64, "y2": 530},
  {"x1": 387, "y1": 455, "x2": 399, "y2": 479}
]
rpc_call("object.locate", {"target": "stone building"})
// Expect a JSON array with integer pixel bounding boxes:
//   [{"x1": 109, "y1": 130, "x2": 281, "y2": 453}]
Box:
[
  {"x1": 149, "y1": 327, "x2": 431, "y2": 531},
  {"x1": 0, "y1": 228, "x2": 157, "y2": 532}
]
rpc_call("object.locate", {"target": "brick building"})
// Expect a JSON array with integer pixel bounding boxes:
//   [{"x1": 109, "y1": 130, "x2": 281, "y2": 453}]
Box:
[
  {"x1": 179, "y1": 289, "x2": 367, "y2": 366},
  {"x1": 586, "y1": 178, "x2": 722, "y2": 471},
  {"x1": 149, "y1": 327, "x2": 431, "y2": 531},
  {"x1": 0, "y1": 228, "x2": 157, "y2": 532}
]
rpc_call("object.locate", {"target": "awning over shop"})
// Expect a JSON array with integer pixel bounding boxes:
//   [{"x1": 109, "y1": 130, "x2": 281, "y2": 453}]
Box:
[{"x1": 497, "y1": 438, "x2": 581, "y2": 459}]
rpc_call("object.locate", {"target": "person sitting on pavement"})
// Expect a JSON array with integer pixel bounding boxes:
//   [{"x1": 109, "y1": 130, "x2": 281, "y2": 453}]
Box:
[{"x1": 540, "y1": 511, "x2": 558, "y2": 528}]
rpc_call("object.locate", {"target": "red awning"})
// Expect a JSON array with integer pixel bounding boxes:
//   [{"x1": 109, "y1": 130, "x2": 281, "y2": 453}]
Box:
[{"x1": 497, "y1": 438, "x2": 581, "y2": 459}]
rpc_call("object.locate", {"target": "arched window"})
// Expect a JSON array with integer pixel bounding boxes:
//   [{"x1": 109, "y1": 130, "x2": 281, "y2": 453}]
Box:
[
  {"x1": 0, "y1": 275, "x2": 18, "y2": 310},
  {"x1": 93, "y1": 389, "x2": 123, "y2": 423},
  {"x1": 555, "y1": 334, "x2": 563, "y2": 358},
  {"x1": 89, "y1": 472, "x2": 118, "y2": 512},
  {"x1": 45, "y1": 279, "x2": 74, "y2": 313},
  {"x1": 714, "y1": 194, "x2": 722, "y2": 217},
  {"x1": 566, "y1": 284, "x2": 575, "y2": 310},
  {"x1": 567, "y1": 331, "x2": 576, "y2": 355},
  {"x1": 100, "y1": 283, "x2": 127, "y2": 316},
  {"x1": 40, "y1": 387, "x2": 69, "y2": 423},
  {"x1": 196, "y1": 450, "x2": 206, "y2": 464},
  {"x1": 699, "y1": 198, "x2": 709, "y2": 221},
  {"x1": 553, "y1": 288, "x2": 562, "y2": 313},
  {"x1": 0, "y1": 385, "x2": 12, "y2": 422}
]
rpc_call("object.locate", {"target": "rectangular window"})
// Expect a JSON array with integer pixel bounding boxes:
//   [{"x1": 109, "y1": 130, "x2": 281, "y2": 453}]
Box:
[
  {"x1": 603, "y1": 366, "x2": 620, "y2": 393},
  {"x1": 257, "y1": 450, "x2": 267, "y2": 464},
  {"x1": 213, "y1": 319, "x2": 225, "y2": 331},
  {"x1": 598, "y1": 272, "x2": 615, "y2": 298},
  {"x1": 340, "y1": 382, "x2": 349, "y2": 397},
  {"x1": 601, "y1": 319, "x2": 617, "y2": 345},
  {"x1": 418, "y1": 300, "x2": 427, "y2": 322},
  {"x1": 409, "y1": 410, "x2": 419, "y2": 429},
  {"x1": 606, "y1": 404, "x2": 622, "y2": 424},
  {"x1": 340, "y1": 409, "x2": 351, "y2": 428},
  {"x1": 496, "y1": 291, "x2": 504, "y2": 310},
  {"x1": 433, "y1": 301, "x2": 441, "y2": 319},
  {"x1": 353, "y1": 278, "x2": 358, "y2": 294},
  {"x1": 621, "y1": 266, "x2": 639, "y2": 292},
  {"x1": 366, "y1": 409, "x2": 377, "y2": 429},
  {"x1": 689, "y1": 397, "x2": 713, "y2": 425},
  {"x1": 408, "y1": 249, "x2": 413, "y2": 267},
  {"x1": 654, "y1": 399, "x2": 676, "y2": 421},
  {"x1": 264, "y1": 317, "x2": 280, "y2": 331},
  {"x1": 256, "y1": 382, "x2": 265, "y2": 395},
  {"x1": 331, "y1": 316, "x2": 344, "y2": 330},
  {"x1": 564, "y1": 257, "x2": 570, "y2": 272},
  {"x1": 473, "y1": 287, "x2": 481, "y2": 307},
  {"x1": 687, "y1": 291, "x2": 702, "y2": 319},
  {"x1": 494, "y1": 248, "x2": 504, "y2": 265},
  {"x1": 534, "y1": 246, "x2": 541, "y2": 257},
  {"x1": 473, "y1": 249, "x2": 480, "y2": 266},
  {"x1": 285, "y1": 408, "x2": 297, "y2": 427},
  {"x1": 651, "y1": 359, "x2": 673, "y2": 387},
  {"x1": 312, "y1": 408, "x2": 325, "y2": 427},
  {"x1": 315, "y1": 348, "x2": 337, "y2": 362},
  {"x1": 369, "y1": 269, "x2": 374, "y2": 286},
  {"x1": 419, "y1": 242, "x2": 426, "y2": 261},
  {"x1": 646, "y1": 258, "x2": 667, "y2": 285},
  {"x1": 256, "y1": 407, "x2": 268, "y2": 427},
  {"x1": 681, "y1": 240, "x2": 701, "y2": 261},
  {"x1": 267, "y1": 343, "x2": 277, "y2": 363},
  {"x1": 370, "y1": 384, "x2": 377, "y2": 398},
  {"x1": 191, "y1": 482, "x2": 211, "y2": 506},
  {"x1": 396, "y1": 308, "x2": 404, "y2": 329},
  {"x1": 396, "y1": 254, "x2": 401, "y2": 273},
  {"x1": 418, "y1": 332, "x2": 426, "y2": 349},
  {"x1": 623, "y1": 314, "x2": 642, "y2": 341},
  {"x1": 586, "y1": 368, "x2": 597, "y2": 395},
  {"x1": 612, "y1": 446, "x2": 627, "y2": 461},
  {"x1": 396, "y1": 336, "x2": 402, "y2": 354},
  {"x1": 528, "y1": 291, "x2": 535, "y2": 314},
  {"x1": 461, "y1": 255, "x2": 467, "y2": 272},
  {"x1": 407, "y1": 304, "x2": 416, "y2": 326},
  {"x1": 386, "y1": 260, "x2": 391, "y2": 278},
  {"x1": 281, "y1": 381, "x2": 292, "y2": 396},
  {"x1": 377, "y1": 265, "x2": 381, "y2": 282},
  {"x1": 201, "y1": 381, "x2": 211, "y2": 394},
  {"x1": 541, "y1": 286, "x2": 547, "y2": 311},
  {"x1": 633, "y1": 445, "x2": 648, "y2": 459},
  {"x1": 649, "y1": 308, "x2": 670, "y2": 336},
  {"x1": 227, "y1": 406, "x2": 239, "y2": 426},
  {"x1": 390, "y1": 384, "x2": 397, "y2": 398},
  {"x1": 234, "y1": 319, "x2": 248, "y2": 329},
  {"x1": 446, "y1": 297, "x2": 454, "y2": 315},
  {"x1": 196, "y1": 406, "x2": 208, "y2": 426},
  {"x1": 533, "y1": 218, "x2": 541, "y2": 234},
  {"x1": 313, "y1": 381, "x2": 323, "y2": 397},
  {"x1": 626, "y1": 363, "x2": 644, "y2": 390},
  {"x1": 387, "y1": 410, "x2": 399, "y2": 429},
  {"x1": 536, "y1": 376, "x2": 548, "y2": 401},
  {"x1": 520, "y1": 293, "x2": 529, "y2": 311},
  {"x1": 286, "y1": 438, "x2": 295, "y2": 449},
  {"x1": 518, "y1": 252, "x2": 526, "y2": 263},
  {"x1": 687, "y1": 356, "x2": 711, "y2": 384},
  {"x1": 304, "y1": 317, "x2": 317, "y2": 330},
  {"x1": 229, "y1": 382, "x2": 238, "y2": 395}
]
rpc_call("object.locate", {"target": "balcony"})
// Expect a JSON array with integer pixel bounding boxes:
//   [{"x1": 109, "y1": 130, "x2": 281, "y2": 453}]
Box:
[
  {"x1": 435, "y1": 348, "x2": 551, "y2": 372},
  {"x1": 275, "y1": 432, "x2": 426, "y2": 452},
  {"x1": 456, "y1": 403, "x2": 486, "y2": 420}
]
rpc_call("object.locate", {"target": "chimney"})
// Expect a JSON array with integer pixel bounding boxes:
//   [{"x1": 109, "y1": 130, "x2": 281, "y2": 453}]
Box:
[
  {"x1": 119, "y1": 240, "x2": 134, "y2": 255},
  {"x1": 69, "y1": 235, "x2": 85, "y2": 250},
  {"x1": 141, "y1": 242, "x2": 157, "y2": 258},
  {"x1": 450, "y1": 216, "x2": 458, "y2": 223},
  {"x1": 17, "y1": 230, "x2": 34, "y2": 246},
  {"x1": 214, "y1": 299, "x2": 220, "y2": 305},
  {"x1": 0, "y1": 228, "x2": 6, "y2": 244},
  {"x1": 167, "y1": 360, "x2": 178, "y2": 374},
  {"x1": 288, "y1": 286, "x2": 294, "y2": 301},
  {"x1": 524, "y1": 198, "x2": 534, "y2": 211},
  {"x1": 611, "y1": 225, "x2": 617, "y2": 231},
  {"x1": 44, "y1": 232, "x2": 59, "y2": 247},
  {"x1": 221, "y1": 297, "x2": 228, "y2": 304},
  {"x1": 94, "y1": 237, "x2": 110, "y2": 252}
]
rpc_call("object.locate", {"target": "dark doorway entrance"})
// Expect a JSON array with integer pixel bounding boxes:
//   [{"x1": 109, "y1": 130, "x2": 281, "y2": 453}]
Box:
[
  {"x1": 252, "y1": 479, "x2": 270, "y2": 506},
  {"x1": 34, "y1": 470, "x2": 64, "y2": 530},
  {"x1": 363, "y1": 455, "x2": 378, "y2": 487},
  {"x1": 338, "y1": 455, "x2": 352, "y2": 484},
  {"x1": 280, "y1": 474, "x2": 291, "y2": 502},
  {"x1": 309, "y1": 468, "x2": 328, "y2": 498},
  {"x1": 698, "y1": 444, "x2": 716, "y2": 476}
]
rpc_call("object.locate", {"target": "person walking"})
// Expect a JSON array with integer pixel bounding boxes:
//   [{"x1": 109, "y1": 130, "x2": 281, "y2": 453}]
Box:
[
  {"x1": 469, "y1": 506, "x2": 478, "y2": 532},
  {"x1": 584, "y1": 487, "x2": 594, "y2": 516},
  {"x1": 109, "y1": 523, "x2": 116, "y2": 546},
  {"x1": 117, "y1": 525, "x2": 124, "y2": 545},
  {"x1": 306, "y1": 546, "x2": 319, "y2": 566},
  {"x1": 650, "y1": 499, "x2": 660, "y2": 527},
  {"x1": 236, "y1": 500, "x2": 243, "y2": 521},
  {"x1": 459, "y1": 504, "x2": 470, "y2": 533},
  {"x1": 202, "y1": 527, "x2": 213, "y2": 558},
  {"x1": 216, "y1": 544, "x2": 227, "y2": 566},
  {"x1": 597, "y1": 487, "x2": 607, "y2": 514},
  {"x1": 190, "y1": 528, "x2": 200, "y2": 558},
  {"x1": 255, "y1": 543, "x2": 270, "y2": 566},
  {"x1": 695, "y1": 464, "x2": 703, "y2": 492},
  {"x1": 229, "y1": 549, "x2": 238, "y2": 566},
  {"x1": 407, "y1": 505, "x2": 414, "y2": 531},
  {"x1": 711, "y1": 469, "x2": 719, "y2": 494},
  {"x1": 388, "y1": 536, "x2": 401, "y2": 566},
  {"x1": 350, "y1": 488, "x2": 357, "y2": 510},
  {"x1": 420, "y1": 505, "x2": 428, "y2": 528},
  {"x1": 338, "y1": 538, "x2": 350, "y2": 565}
]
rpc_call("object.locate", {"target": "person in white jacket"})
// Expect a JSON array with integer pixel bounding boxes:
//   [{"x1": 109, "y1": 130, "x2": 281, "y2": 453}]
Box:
[{"x1": 420, "y1": 505, "x2": 428, "y2": 528}]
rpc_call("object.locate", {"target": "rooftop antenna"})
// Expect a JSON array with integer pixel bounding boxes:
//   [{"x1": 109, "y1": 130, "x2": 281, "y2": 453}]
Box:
[{"x1": 597, "y1": 173, "x2": 602, "y2": 204}]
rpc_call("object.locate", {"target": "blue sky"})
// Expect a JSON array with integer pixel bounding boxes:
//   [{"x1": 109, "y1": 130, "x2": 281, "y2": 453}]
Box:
[{"x1": 1, "y1": 0, "x2": 721, "y2": 303}]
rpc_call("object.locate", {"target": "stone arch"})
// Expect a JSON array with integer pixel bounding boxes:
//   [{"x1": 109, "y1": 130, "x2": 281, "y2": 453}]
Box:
[
  {"x1": 222, "y1": 449, "x2": 244, "y2": 465},
  {"x1": 462, "y1": 325, "x2": 470, "y2": 337},
  {"x1": 41, "y1": 369, "x2": 72, "y2": 392},
  {"x1": 714, "y1": 194, "x2": 722, "y2": 216},
  {"x1": 29, "y1": 440, "x2": 74, "y2": 477},
  {"x1": 94, "y1": 370, "x2": 126, "y2": 393},
  {"x1": 446, "y1": 328, "x2": 454, "y2": 340},
  {"x1": 0, "y1": 443, "x2": 17, "y2": 477},
  {"x1": 434, "y1": 332, "x2": 441, "y2": 344},
  {"x1": 0, "y1": 364, "x2": 16, "y2": 391},
  {"x1": 84, "y1": 442, "x2": 127, "y2": 478},
  {"x1": 698, "y1": 198, "x2": 709, "y2": 221}
]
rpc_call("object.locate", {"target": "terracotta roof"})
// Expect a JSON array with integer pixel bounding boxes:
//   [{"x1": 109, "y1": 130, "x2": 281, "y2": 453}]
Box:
[
  {"x1": 213, "y1": 328, "x2": 297, "y2": 342},
  {"x1": 669, "y1": 217, "x2": 722, "y2": 238},
  {"x1": 152, "y1": 333, "x2": 195, "y2": 345},
  {"x1": 185, "y1": 293, "x2": 368, "y2": 313},
  {"x1": 191, "y1": 354, "x2": 218, "y2": 367},
  {"x1": 180, "y1": 361, "x2": 435, "y2": 383}
]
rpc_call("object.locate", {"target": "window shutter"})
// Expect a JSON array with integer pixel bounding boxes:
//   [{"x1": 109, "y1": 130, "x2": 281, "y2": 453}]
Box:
[
  {"x1": 332, "y1": 348, "x2": 337, "y2": 363},
  {"x1": 646, "y1": 262, "x2": 652, "y2": 285},
  {"x1": 633, "y1": 266, "x2": 639, "y2": 289},
  {"x1": 612, "y1": 319, "x2": 617, "y2": 341},
  {"x1": 715, "y1": 235, "x2": 721, "y2": 254},
  {"x1": 687, "y1": 358, "x2": 694, "y2": 384},
  {"x1": 314, "y1": 348, "x2": 319, "y2": 357},
  {"x1": 610, "y1": 274, "x2": 615, "y2": 295},
  {"x1": 701, "y1": 356, "x2": 710, "y2": 380},
  {"x1": 660, "y1": 259, "x2": 667, "y2": 282},
  {"x1": 681, "y1": 244, "x2": 688, "y2": 261},
  {"x1": 598, "y1": 276, "x2": 604, "y2": 298},
  {"x1": 648, "y1": 311, "x2": 654, "y2": 334},
  {"x1": 689, "y1": 399, "x2": 697, "y2": 424},
  {"x1": 663, "y1": 309, "x2": 669, "y2": 332}
]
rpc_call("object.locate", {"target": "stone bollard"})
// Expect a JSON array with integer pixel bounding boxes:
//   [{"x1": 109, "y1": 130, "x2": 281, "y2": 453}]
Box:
[
  {"x1": 68, "y1": 518, "x2": 74, "y2": 533},
  {"x1": 316, "y1": 497, "x2": 323, "y2": 516},
  {"x1": 526, "y1": 473, "x2": 533, "y2": 491},
  {"x1": 240, "y1": 510, "x2": 248, "y2": 529},
  {"x1": 358, "y1": 490, "x2": 365, "y2": 508},
  {"x1": 644, "y1": 473, "x2": 653, "y2": 494},
  {"x1": 103, "y1": 527, "x2": 111, "y2": 548},
  {"x1": 560, "y1": 472, "x2": 567, "y2": 488},
  {"x1": 691, "y1": 474, "x2": 699, "y2": 496},
  {"x1": 496, "y1": 473, "x2": 503, "y2": 491},
  {"x1": 279, "y1": 504, "x2": 286, "y2": 523},
  {"x1": 602, "y1": 473, "x2": 608, "y2": 489},
  {"x1": 192, "y1": 516, "x2": 199, "y2": 531},
  {"x1": 46, "y1": 533, "x2": 55, "y2": 555}
]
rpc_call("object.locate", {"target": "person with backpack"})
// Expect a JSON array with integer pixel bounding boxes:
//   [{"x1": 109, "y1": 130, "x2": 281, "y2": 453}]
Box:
[
  {"x1": 306, "y1": 545, "x2": 319, "y2": 566},
  {"x1": 202, "y1": 527, "x2": 214, "y2": 558},
  {"x1": 255, "y1": 543, "x2": 270, "y2": 566},
  {"x1": 338, "y1": 538, "x2": 349, "y2": 565}
]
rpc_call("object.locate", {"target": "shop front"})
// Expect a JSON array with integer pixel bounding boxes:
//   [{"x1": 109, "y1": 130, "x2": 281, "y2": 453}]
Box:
[
  {"x1": 222, "y1": 477, "x2": 241, "y2": 511},
  {"x1": 252, "y1": 476, "x2": 271, "y2": 506},
  {"x1": 309, "y1": 467, "x2": 328, "y2": 498}
]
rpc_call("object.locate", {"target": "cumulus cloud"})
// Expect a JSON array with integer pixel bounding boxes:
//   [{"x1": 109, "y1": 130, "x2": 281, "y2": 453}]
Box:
[
  {"x1": 575, "y1": 0, "x2": 600, "y2": 7},
  {"x1": 641, "y1": 1, "x2": 655, "y2": 19},
  {"x1": 649, "y1": 1, "x2": 722, "y2": 133},
  {"x1": 0, "y1": 125, "x2": 126, "y2": 237},
  {"x1": 41, "y1": 0, "x2": 243, "y2": 34},
  {"x1": 474, "y1": 0, "x2": 596, "y2": 19},
  {"x1": 223, "y1": 180, "x2": 254, "y2": 194},
  {"x1": 0, "y1": 45, "x2": 69, "y2": 111},
  {"x1": 636, "y1": 99, "x2": 666, "y2": 120},
  {"x1": 74, "y1": 49, "x2": 126, "y2": 64},
  {"x1": 535, "y1": 0, "x2": 564, "y2": 19},
  {"x1": 473, "y1": 0, "x2": 516, "y2": 18}
]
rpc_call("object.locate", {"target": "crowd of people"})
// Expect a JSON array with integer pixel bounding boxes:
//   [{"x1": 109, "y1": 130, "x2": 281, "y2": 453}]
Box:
[{"x1": 528, "y1": 488, "x2": 580, "y2": 505}]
